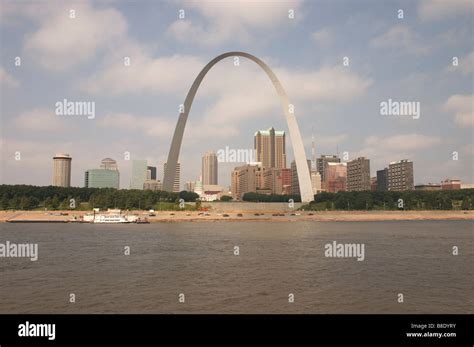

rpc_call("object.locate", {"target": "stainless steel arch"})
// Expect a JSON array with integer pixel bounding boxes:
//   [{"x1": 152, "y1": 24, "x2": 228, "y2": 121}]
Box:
[{"x1": 163, "y1": 51, "x2": 314, "y2": 203}]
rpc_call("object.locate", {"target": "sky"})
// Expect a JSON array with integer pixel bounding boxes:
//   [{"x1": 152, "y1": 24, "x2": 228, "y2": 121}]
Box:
[{"x1": 0, "y1": 0, "x2": 473, "y2": 189}]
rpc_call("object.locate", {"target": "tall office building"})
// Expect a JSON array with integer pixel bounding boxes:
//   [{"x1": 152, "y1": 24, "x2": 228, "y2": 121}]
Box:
[
  {"x1": 347, "y1": 157, "x2": 371, "y2": 191},
  {"x1": 130, "y1": 160, "x2": 147, "y2": 190},
  {"x1": 85, "y1": 170, "x2": 120, "y2": 189},
  {"x1": 377, "y1": 168, "x2": 388, "y2": 191},
  {"x1": 311, "y1": 171, "x2": 323, "y2": 195},
  {"x1": 52, "y1": 153, "x2": 72, "y2": 187},
  {"x1": 388, "y1": 160, "x2": 414, "y2": 191},
  {"x1": 163, "y1": 162, "x2": 181, "y2": 192},
  {"x1": 254, "y1": 127, "x2": 286, "y2": 169},
  {"x1": 231, "y1": 163, "x2": 267, "y2": 199},
  {"x1": 202, "y1": 151, "x2": 218, "y2": 185},
  {"x1": 291, "y1": 159, "x2": 311, "y2": 196},
  {"x1": 85, "y1": 158, "x2": 120, "y2": 189},
  {"x1": 324, "y1": 162, "x2": 347, "y2": 193},
  {"x1": 147, "y1": 166, "x2": 157, "y2": 180},
  {"x1": 316, "y1": 155, "x2": 340, "y2": 182}
]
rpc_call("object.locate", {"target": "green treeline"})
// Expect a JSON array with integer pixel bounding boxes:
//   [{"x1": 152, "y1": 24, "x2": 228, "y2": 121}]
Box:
[
  {"x1": 242, "y1": 192, "x2": 302, "y2": 202},
  {"x1": 242, "y1": 189, "x2": 474, "y2": 210},
  {"x1": 305, "y1": 189, "x2": 474, "y2": 211},
  {"x1": 0, "y1": 185, "x2": 199, "y2": 211}
]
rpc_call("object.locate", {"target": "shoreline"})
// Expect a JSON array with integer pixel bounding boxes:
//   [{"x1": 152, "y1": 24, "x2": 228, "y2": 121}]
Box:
[{"x1": 0, "y1": 210, "x2": 472, "y2": 223}]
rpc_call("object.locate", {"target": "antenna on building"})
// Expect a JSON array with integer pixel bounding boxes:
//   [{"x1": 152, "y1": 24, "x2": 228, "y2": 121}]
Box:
[{"x1": 311, "y1": 125, "x2": 316, "y2": 171}]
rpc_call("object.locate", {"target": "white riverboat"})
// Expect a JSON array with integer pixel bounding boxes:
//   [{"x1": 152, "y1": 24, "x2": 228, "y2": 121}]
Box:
[{"x1": 83, "y1": 213, "x2": 139, "y2": 224}]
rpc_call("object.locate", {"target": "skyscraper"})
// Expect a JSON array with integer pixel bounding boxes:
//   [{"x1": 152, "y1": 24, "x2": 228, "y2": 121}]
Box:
[
  {"x1": 163, "y1": 162, "x2": 181, "y2": 192},
  {"x1": 324, "y1": 162, "x2": 347, "y2": 193},
  {"x1": 147, "y1": 166, "x2": 157, "y2": 180},
  {"x1": 130, "y1": 160, "x2": 147, "y2": 190},
  {"x1": 388, "y1": 159, "x2": 414, "y2": 191},
  {"x1": 347, "y1": 157, "x2": 371, "y2": 191},
  {"x1": 316, "y1": 155, "x2": 340, "y2": 182},
  {"x1": 85, "y1": 158, "x2": 119, "y2": 189},
  {"x1": 254, "y1": 127, "x2": 286, "y2": 169},
  {"x1": 231, "y1": 163, "x2": 267, "y2": 199},
  {"x1": 52, "y1": 153, "x2": 72, "y2": 187},
  {"x1": 311, "y1": 171, "x2": 323, "y2": 195},
  {"x1": 376, "y1": 168, "x2": 388, "y2": 191},
  {"x1": 202, "y1": 151, "x2": 218, "y2": 185}
]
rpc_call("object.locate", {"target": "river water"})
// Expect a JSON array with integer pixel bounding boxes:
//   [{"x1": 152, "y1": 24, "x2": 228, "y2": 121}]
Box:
[{"x1": 0, "y1": 221, "x2": 472, "y2": 313}]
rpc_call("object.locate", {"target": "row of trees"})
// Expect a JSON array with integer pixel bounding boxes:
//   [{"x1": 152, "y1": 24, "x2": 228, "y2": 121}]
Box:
[
  {"x1": 242, "y1": 192, "x2": 301, "y2": 202},
  {"x1": 306, "y1": 189, "x2": 474, "y2": 211},
  {"x1": 0, "y1": 185, "x2": 199, "y2": 211}
]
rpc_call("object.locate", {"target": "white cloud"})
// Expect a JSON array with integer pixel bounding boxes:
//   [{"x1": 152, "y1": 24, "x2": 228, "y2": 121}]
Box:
[
  {"x1": 371, "y1": 24, "x2": 430, "y2": 56},
  {"x1": 446, "y1": 52, "x2": 474, "y2": 76},
  {"x1": 99, "y1": 113, "x2": 175, "y2": 137},
  {"x1": 167, "y1": 0, "x2": 303, "y2": 45},
  {"x1": 23, "y1": 2, "x2": 127, "y2": 70},
  {"x1": 364, "y1": 134, "x2": 442, "y2": 152},
  {"x1": 351, "y1": 133, "x2": 443, "y2": 175},
  {"x1": 311, "y1": 28, "x2": 332, "y2": 45},
  {"x1": 12, "y1": 108, "x2": 67, "y2": 132},
  {"x1": 276, "y1": 66, "x2": 372, "y2": 102},
  {"x1": 418, "y1": 0, "x2": 473, "y2": 21},
  {"x1": 0, "y1": 67, "x2": 19, "y2": 88},
  {"x1": 80, "y1": 53, "x2": 204, "y2": 95},
  {"x1": 303, "y1": 133, "x2": 348, "y2": 149},
  {"x1": 444, "y1": 94, "x2": 473, "y2": 127},
  {"x1": 81, "y1": 51, "x2": 372, "y2": 127}
]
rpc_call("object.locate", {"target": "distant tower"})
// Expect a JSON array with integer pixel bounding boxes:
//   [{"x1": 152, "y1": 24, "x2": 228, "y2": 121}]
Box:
[
  {"x1": 130, "y1": 160, "x2": 147, "y2": 190},
  {"x1": 202, "y1": 151, "x2": 218, "y2": 185},
  {"x1": 147, "y1": 166, "x2": 157, "y2": 180},
  {"x1": 254, "y1": 127, "x2": 286, "y2": 169},
  {"x1": 52, "y1": 153, "x2": 72, "y2": 187},
  {"x1": 311, "y1": 126, "x2": 316, "y2": 172}
]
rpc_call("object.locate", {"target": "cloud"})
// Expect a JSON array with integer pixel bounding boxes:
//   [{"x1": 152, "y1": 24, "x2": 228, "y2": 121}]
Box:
[
  {"x1": 352, "y1": 133, "x2": 443, "y2": 174},
  {"x1": 311, "y1": 28, "x2": 332, "y2": 45},
  {"x1": 371, "y1": 24, "x2": 430, "y2": 56},
  {"x1": 364, "y1": 133, "x2": 442, "y2": 152},
  {"x1": 303, "y1": 133, "x2": 348, "y2": 149},
  {"x1": 23, "y1": 2, "x2": 127, "y2": 70},
  {"x1": 12, "y1": 108, "x2": 67, "y2": 132},
  {"x1": 446, "y1": 52, "x2": 474, "y2": 76},
  {"x1": 81, "y1": 50, "x2": 372, "y2": 127},
  {"x1": 99, "y1": 113, "x2": 175, "y2": 137},
  {"x1": 444, "y1": 94, "x2": 473, "y2": 127},
  {"x1": 80, "y1": 53, "x2": 204, "y2": 95},
  {"x1": 0, "y1": 67, "x2": 19, "y2": 88},
  {"x1": 418, "y1": 0, "x2": 473, "y2": 21},
  {"x1": 166, "y1": 0, "x2": 303, "y2": 45}
]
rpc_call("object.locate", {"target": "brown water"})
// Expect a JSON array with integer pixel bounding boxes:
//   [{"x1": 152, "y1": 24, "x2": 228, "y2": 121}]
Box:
[{"x1": 0, "y1": 221, "x2": 472, "y2": 313}]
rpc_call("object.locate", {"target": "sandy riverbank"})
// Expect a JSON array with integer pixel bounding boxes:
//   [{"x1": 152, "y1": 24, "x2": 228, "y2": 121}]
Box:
[{"x1": 0, "y1": 210, "x2": 472, "y2": 223}]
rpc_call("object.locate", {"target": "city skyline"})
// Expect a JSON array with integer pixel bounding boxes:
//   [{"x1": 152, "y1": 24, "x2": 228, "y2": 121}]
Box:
[{"x1": 1, "y1": 0, "x2": 472, "y2": 189}]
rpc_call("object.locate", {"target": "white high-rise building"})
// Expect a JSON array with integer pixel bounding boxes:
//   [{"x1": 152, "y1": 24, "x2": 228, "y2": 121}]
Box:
[
  {"x1": 52, "y1": 153, "x2": 72, "y2": 187},
  {"x1": 311, "y1": 171, "x2": 322, "y2": 195}
]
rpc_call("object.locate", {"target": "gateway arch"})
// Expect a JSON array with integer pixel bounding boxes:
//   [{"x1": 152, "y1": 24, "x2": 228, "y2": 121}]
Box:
[{"x1": 163, "y1": 51, "x2": 314, "y2": 203}]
